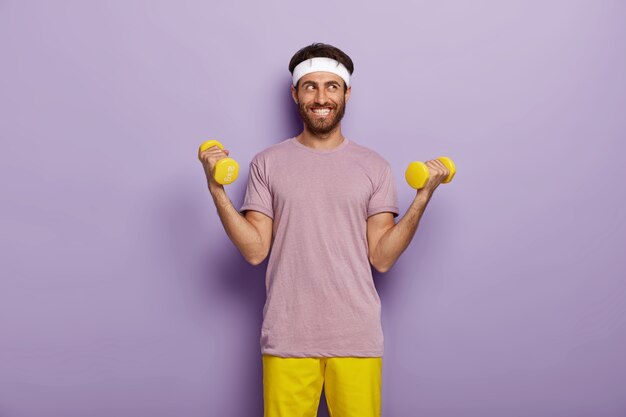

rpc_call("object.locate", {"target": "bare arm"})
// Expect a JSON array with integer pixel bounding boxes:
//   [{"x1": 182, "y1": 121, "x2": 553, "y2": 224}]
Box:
[
  {"x1": 209, "y1": 184, "x2": 272, "y2": 265},
  {"x1": 367, "y1": 190, "x2": 432, "y2": 273},
  {"x1": 199, "y1": 145, "x2": 272, "y2": 265},
  {"x1": 368, "y1": 159, "x2": 449, "y2": 273}
]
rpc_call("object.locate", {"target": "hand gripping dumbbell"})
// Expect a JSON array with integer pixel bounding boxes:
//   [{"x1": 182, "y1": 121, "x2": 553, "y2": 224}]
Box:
[
  {"x1": 198, "y1": 140, "x2": 239, "y2": 185},
  {"x1": 405, "y1": 156, "x2": 456, "y2": 189}
]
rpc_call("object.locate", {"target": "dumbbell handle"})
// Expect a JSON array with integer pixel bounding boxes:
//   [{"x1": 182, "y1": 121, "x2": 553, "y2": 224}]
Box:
[
  {"x1": 198, "y1": 140, "x2": 240, "y2": 185},
  {"x1": 405, "y1": 156, "x2": 456, "y2": 189}
]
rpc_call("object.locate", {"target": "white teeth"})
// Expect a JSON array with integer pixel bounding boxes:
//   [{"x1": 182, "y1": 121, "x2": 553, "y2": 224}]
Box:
[{"x1": 312, "y1": 108, "x2": 331, "y2": 115}]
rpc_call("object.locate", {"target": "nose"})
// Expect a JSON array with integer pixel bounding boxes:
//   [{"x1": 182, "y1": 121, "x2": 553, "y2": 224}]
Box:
[{"x1": 315, "y1": 88, "x2": 328, "y2": 105}]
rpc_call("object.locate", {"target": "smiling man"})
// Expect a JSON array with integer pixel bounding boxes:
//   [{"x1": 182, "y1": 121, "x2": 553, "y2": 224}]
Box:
[
  {"x1": 199, "y1": 42, "x2": 449, "y2": 417},
  {"x1": 293, "y1": 58, "x2": 348, "y2": 139}
]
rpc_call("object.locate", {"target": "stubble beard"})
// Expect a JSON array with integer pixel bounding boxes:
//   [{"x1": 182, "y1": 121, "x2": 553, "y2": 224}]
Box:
[{"x1": 297, "y1": 97, "x2": 346, "y2": 136}]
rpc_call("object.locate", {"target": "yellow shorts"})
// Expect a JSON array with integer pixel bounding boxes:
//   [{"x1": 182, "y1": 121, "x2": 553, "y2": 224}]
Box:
[{"x1": 262, "y1": 354, "x2": 382, "y2": 417}]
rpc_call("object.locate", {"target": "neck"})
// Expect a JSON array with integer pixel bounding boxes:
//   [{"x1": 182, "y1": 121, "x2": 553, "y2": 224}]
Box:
[{"x1": 296, "y1": 125, "x2": 345, "y2": 150}]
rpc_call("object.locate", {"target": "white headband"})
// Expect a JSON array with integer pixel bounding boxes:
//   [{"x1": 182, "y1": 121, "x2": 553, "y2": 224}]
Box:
[{"x1": 292, "y1": 57, "x2": 351, "y2": 88}]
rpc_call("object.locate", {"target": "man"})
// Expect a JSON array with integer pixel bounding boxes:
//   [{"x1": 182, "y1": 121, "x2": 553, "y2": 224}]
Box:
[{"x1": 199, "y1": 43, "x2": 449, "y2": 417}]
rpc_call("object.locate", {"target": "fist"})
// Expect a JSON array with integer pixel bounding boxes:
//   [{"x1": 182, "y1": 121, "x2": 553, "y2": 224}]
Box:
[
  {"x1": 198, "y1": 145, "x2": 230, "y2": 188},
  {"x1": 422, "y1": 159, "x2": 450, "y2": 193}
]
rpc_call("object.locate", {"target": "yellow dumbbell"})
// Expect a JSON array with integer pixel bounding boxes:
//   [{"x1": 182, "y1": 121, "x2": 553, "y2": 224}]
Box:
[
  {"x1": 198, "y1": 140, "x2": 240, "y2": 185},
  {"x1": 405, "y1": 156, "x2": 456, "y2": 189}
]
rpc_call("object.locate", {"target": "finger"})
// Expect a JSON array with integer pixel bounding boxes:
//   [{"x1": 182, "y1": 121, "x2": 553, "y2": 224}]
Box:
[
  {"x1": 426, "y1": 160, "x2": 440, "y2": 172},
  {"x1": 429, "y1": 165, "x2": 444, "y2": 178},
  {"x1": 435, "y1": 160, "x2": 449, "y2": 176},
  {"x1": 200, "y1": 149, "x2": 225, "y2": 160},
  {"x1": 430, "y1": 160, "x2": 446, "y2": 175}
]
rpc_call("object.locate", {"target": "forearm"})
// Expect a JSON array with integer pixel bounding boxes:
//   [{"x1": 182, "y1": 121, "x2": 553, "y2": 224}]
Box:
[
  {"x1": 209, "y1": 185, "x2": 265, "y2": 264},
  {"x1": 372, "y1": 189, "x2": 433, "y2": 272}
]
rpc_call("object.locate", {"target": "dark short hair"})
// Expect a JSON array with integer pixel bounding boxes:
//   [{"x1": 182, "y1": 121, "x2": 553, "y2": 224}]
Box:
[{"x1": 289, "y1": 43, "x2": 354, "y2": 92}]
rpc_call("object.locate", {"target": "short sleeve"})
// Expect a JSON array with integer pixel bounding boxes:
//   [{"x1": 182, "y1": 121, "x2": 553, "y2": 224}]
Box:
[
  {"x1": 367, "y1": 164, "x2": 399, "y2": 218},
  {"x1": 239, "y1": 159, "x2": 274, "y2": 219}
]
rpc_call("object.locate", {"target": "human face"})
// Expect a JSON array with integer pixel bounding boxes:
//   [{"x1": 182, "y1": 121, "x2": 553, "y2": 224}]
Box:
[{"x1": 292, "y1": 72, "x2": 351, "y2": 136}]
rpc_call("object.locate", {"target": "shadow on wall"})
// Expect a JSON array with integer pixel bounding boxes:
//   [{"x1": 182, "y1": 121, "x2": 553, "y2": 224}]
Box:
[
  {"x1": 152, "y1": 176, "x2": 268, "y2": 415},
  {"x1": 205, "y1": 247, "x2": 269, "y2": 416},
  {"x1": 278, "y1": 74, "x2": 303, "y2": 143}
]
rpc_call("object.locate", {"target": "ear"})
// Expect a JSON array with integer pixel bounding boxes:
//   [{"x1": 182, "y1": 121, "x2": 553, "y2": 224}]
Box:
[
  {"x1": 291, "y1": 85, "x2": 298, "y2": 104},
  {"x1": 344, "y1": 85, "x2": 352, "y2": 103}
]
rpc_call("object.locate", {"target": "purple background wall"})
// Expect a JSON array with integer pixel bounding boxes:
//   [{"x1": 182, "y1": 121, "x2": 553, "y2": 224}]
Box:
[{"x1": 1, "y1": 1, "x2": 625, "y2": 416}]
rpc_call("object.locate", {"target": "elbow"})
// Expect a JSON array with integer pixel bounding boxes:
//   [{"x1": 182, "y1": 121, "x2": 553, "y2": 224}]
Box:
[
  {"x1": 246, "y1": 257, "x2": 258, "y2": 266},
  {"x1": 246, "y1": 252, "x2": 268, "y2": 266},
  {"x1": 246, "y1": 256, "x2": 263, "y2": 266},
  {"x1": 369, "y1": 256, "x2": 391, "y2": 274}
]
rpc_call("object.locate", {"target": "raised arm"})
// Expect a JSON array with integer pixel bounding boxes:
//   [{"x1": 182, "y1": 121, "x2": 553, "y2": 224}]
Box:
[
  {"x1": 367, "y1": 159, "x2": 449, "y2": 273},
  {"x1": 367, "y1": 190, "x2": 432, "y2": 273},
  {"x1": 199, "y1": 146, "x2": 272, "y2": 265}
]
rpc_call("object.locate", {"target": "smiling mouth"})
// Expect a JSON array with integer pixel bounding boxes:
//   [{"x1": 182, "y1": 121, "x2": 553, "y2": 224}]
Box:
[{"x1": 310, "y1": 107, "x2": 333, "y2": 117}]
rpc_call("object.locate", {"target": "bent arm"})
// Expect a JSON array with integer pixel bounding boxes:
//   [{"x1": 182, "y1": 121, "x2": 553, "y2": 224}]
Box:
[
  {"x1": 209, "y1": 184, "x2": 272, "y2": 265},
  {"x1": 368, "y1": 189, "x2": 433, "y2": 273}
]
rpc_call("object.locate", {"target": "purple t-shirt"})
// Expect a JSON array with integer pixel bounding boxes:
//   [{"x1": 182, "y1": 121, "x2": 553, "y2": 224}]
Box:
[{"x1": 239, "y1": 137, "x2": 399, "y2": 357}]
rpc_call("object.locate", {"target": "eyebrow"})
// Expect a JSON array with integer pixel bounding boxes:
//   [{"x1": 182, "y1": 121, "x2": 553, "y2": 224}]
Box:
[{"x1": 301, "y1": 80, "x2": 341, "y2": 87}]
